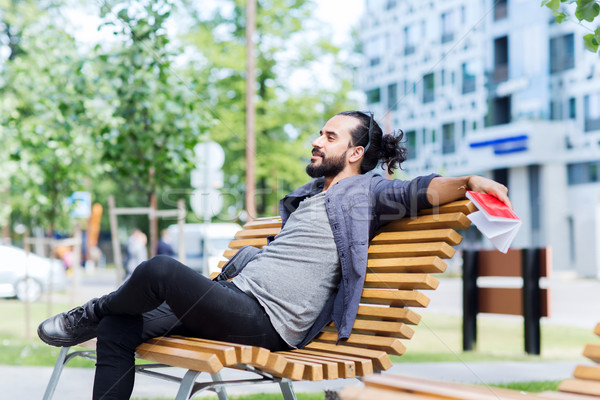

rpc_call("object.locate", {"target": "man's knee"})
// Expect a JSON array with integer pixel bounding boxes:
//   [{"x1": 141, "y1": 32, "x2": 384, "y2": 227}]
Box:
[{"x1": 134, "y1": 255, "x2": 181, "y2": 280}]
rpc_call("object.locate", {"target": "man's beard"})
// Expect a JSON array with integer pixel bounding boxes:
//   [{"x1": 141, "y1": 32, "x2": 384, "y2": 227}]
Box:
[{"x1": 306, "y1": 148, "x2": 348, "y2": 178}]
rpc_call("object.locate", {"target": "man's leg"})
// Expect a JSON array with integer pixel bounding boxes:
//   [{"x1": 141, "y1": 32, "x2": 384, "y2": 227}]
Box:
[{"x1": 92, "y1": 302, "x2": 190, "y2": 400}]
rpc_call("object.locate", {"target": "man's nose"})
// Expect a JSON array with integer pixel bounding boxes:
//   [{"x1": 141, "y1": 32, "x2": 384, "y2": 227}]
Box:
[{"x1": 312, "y1": 135, "x2": 325, "y2": 148}]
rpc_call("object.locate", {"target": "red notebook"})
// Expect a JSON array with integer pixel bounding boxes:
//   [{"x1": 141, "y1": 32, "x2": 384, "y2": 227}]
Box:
[{"x1": 466, "y1": 191, "x2": 521, "y2": 253}]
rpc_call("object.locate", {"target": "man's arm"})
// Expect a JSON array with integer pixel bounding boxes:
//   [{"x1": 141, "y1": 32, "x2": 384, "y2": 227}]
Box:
[{"x1": 426, "y1": 175, "x2": 512, "y2": 209}]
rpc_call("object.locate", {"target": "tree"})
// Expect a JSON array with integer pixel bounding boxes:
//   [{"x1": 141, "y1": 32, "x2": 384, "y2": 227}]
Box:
[
  {"x1": 183, "y1": 0, "x2": 358, "y2": 217},
  {"x1": 2, "y1": 22, "x2": 102, "y2": 235},
  {"x1": 91, "y1": 0, "x2": 213, "y2": 251},
  {"x1": 543, "y1": 0, "x2": 600, "y2": 54}
]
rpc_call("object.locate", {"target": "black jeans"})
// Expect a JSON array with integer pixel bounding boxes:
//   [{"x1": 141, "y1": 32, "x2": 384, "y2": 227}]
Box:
[{"x1": 92, "y1": 255, "x2": 289, "y2": 400}]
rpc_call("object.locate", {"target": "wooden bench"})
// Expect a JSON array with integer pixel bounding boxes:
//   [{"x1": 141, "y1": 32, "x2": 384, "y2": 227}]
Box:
[
  {"x1": 42, "y1": 199, "x2": 475, "y2": 400},
  {"x1": 339, "y1": 322, "x2": 600, "y2": 400}
]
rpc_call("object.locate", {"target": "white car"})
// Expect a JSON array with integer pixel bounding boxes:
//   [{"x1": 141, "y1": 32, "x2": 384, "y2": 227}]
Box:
[{"x1": 0, "y1": 245, "x2": 69, "y2": 302}]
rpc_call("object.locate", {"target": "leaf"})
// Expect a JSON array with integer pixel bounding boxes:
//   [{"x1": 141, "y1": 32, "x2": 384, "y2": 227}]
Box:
[
  {"x1": 542, "y1": 0, "x2": 560, "y2": 10},
  {"x1": 575, "y1": 0, "x2": 600, "y2": 22},
  {"x1": 583, "y1": 33, "x2": 600, "y2": 52},
  {"x1": 553, "y1": 10, "x2": 568, "y2": 22}
]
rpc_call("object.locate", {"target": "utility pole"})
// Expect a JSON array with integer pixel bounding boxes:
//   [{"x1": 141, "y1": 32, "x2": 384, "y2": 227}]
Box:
[{"x1": 245, "y1": 0, "x2": 257, "y2": 221}]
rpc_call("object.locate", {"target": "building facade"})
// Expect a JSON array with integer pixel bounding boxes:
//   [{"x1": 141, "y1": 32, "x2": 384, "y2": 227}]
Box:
[{"x1": 358, "y1": 0, "x2": 600, "y2": 277}]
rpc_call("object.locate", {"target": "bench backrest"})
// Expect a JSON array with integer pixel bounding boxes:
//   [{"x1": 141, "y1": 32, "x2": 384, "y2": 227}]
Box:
[{"x1": 216, "y1": 199, "x2": 475, "y2": 370}]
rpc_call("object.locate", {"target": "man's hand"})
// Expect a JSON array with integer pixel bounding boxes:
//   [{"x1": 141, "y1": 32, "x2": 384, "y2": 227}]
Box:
[
  {"x1": 427, "y1": 175, "x2": 512, "y2": 209},
  {"x1": 467, "y1": 175, "x2": 512, "y2": 209}
]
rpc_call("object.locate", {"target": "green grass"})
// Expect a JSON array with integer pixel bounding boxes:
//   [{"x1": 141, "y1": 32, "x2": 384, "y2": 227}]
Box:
[
  {"x1": 391, "y1": 311, "x2": 593, "y2": 363},
  {"x1": 490, "y1": 380, "x2": 561, "y2": 392}
]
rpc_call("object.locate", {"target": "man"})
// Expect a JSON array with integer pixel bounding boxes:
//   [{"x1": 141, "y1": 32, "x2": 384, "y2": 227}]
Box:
[
  {"x1": 38, "y1": 110, "x2": 511, "y2": 399},
  {"x1": 156, "y1": 229, "x2": 176, "y2": 257}
]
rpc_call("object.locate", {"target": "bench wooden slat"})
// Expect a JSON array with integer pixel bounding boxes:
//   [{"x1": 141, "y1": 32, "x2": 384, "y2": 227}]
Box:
[
  {"x1": 595, "y1": 323, "x2": 600, "y2": 337},
  {"x1": 243, "y1": 218, "x2": 282, "y2": 230},
  {"x1": 573, "y1": 365, "x2": 600, "y2": 381},
  {"x1": 280, "y1": 359, "x2": 305, "y2": 381},
  {"x1": 368, "y1": 242, "x2": 456, "y2": 259},
  {"x1": 289, "y1": 349, "x2": 373, "y2": 376},
  {"x1": 370, "y1": 229, "x2": 462, "y2": 246},
  {"x1": 559, "y1": 378, "x2": 600, "y2": 397},
  {"x1": 326, "y1": 319, "x2": 414, "y2": 339},
  {"x1": 316, "y1": 331, "x2": 407, "y2": 355},
  {"x1": 135, "y1": 343, "x2": 223, "y2": 374},
  {"x1": 363, "y1": 273, "x2": 439, "y2": 290},
  {"x1": 417, "y1": 199, "x2": 477, "y2": 215},
  {"x1": 356, "y1": 305, "x2": 422, "y2": 325},
  {"x1": 279, "y1": 352, "x2": 339, "y2": 380},
  {"x1": 146, "y1": 337, "x2": 237, "y2": 366},
  {"x1": 367, "y1": 256, "x2": 447, "y2": 274},
  {"x1": 303, "y1": 342, "x2": 392, "y2": 371},
  {"x1": 171, "y1": 336, "x2": 253, "y2": 364},
  {"x1": 279, "y1": 355, "x2": 325, "y2": 381},
  {"x1": 254, "y1": 353, "x2": 289, "y2": 377},
  {"x1": 228, "y1": 238, "x2": 268, "y2": 249},
  {"x1": 584, "y1": 344, "x2": 600, "y2": 363},
  {"x1": 234, "y1": 228, "x2": 281, "y2": 239},
  {"x1": 381, "y1": 212, "x2": 471, "y2": 231},
  {"x1": 361, "y1": 289, "x2": 430, "y2": 307},
  {"x1": 362, "y1": 374, "x2": 550, "y2": 400}
]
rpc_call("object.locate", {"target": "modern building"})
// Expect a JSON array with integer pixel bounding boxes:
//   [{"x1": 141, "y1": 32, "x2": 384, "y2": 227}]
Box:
[{"x1": 358, "y1": 0, "x2": 600, "y2": 277}]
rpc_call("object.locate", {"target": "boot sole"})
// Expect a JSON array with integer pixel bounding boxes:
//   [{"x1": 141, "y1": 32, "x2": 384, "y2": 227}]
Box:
[{"x1": 37, "y1": 325, "x2": 94, "y2": 348}]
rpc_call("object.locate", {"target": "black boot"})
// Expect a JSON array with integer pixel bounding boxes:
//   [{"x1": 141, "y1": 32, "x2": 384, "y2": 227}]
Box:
[{"x1": 37, "y1": 298, "x2": 102, "y2": 347}]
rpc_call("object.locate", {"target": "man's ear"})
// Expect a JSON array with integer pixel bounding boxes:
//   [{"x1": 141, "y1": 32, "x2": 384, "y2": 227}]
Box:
[{"x1": 348, "y1": 146, "x2": 364, "y2": 164}]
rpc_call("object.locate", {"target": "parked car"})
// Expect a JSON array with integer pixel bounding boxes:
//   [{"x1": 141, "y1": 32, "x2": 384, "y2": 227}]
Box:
[
  {"x1": 167, "y1": 223, "x2": 242, "y2": 275},
  {"x1": 0, "y1": 245, "x2": 69, "y2": 302}
]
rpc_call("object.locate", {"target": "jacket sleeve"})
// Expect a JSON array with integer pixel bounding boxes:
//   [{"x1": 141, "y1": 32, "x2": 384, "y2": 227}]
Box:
[
  {"x1": 212, "y1": 246, "x2": 262, "y2": 281},
  {"x1": 372, "y1": 173, "x2": 439, "y2": 224}
]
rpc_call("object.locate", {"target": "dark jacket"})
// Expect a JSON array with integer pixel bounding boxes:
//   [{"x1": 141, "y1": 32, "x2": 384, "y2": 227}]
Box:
[{"x1": 216, "y1": 173, "x2": 438, "y2": 347}]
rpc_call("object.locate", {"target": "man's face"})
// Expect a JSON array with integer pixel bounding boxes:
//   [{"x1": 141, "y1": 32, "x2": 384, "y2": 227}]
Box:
[{"x1": 306, "y1": 115, "x2": 358, "y2": 178}]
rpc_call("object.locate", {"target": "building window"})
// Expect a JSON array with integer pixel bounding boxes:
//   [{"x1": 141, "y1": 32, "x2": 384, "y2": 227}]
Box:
[
  {"x1": 462, "y1": 62, "x2": 476, "y2": 94},
  {"x1": 493, "y1": 36, "x2": 509, "y2": 82},
  {"x1": 550, "y1": 33, "x2": 575, "y2": 74},
  {"x1": 366, "y1": 87, "x2": 381, "y2": 104},
  {"x1": 568, "y1": 97, "x2": 576, "y2": 119},
  {"x1": 550, "y1": 101, "x2": 563, "y2": 120},
  {"x1": 385, "y1": 0, "x2": 397, "y2": 10},
  {"x1": 584, "y1": 93, "x2": 600, "y2": 132},
  {"x1": 442, "y1": 123, "x2": 456, "y2": 154},
  {"x1": 406, "y1": 130, "x2": 417, "y2": 160},
  {"x1": 462, "y1": 119, "x2": 467, "y2": 137},
  {"x1": 486, "y1": 96, "x2": 511, "y2": 126},
  {"x1": 441, "y1": 10, "x2": 456, "y2": 44},
  {"x1": 387, "y1": 83, "x2": 398, "y2": 110},
  {"x1": 494, "y1": 0, "x2": 508, "y2": 21},
  {"x1": 422, "y1": 72, "x2": 435, "y2": 104},
  {"x1": 568, "y1": 161, "x2": 600, "y2": 185},
  {"x1": 370, "y1": 57, "x2": 381, "y2": 67},
  {"x1": 404, "y1": 25, "x2": 416, "y2": 56}
]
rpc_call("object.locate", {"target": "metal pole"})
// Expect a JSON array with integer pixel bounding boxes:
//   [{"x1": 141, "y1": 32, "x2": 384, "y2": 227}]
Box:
[
  {"x1": 245, "y1": 0, "x2": 257, "y2": 221},
  {"x1": 24, "y1": 231, "x2": 31, "y2": 340},
  {"x1": 462, "y1": 250, "x2": 478, "y2": 351},
  {"x1": 522, "y1": 248, "x2": 541, "y2": 355},
  {"x1": 108, "y1": 196, "x2": 124, "y2": 284},
  {"x1": 177, "y1": 199, "x2": 186, "y2": 264}
]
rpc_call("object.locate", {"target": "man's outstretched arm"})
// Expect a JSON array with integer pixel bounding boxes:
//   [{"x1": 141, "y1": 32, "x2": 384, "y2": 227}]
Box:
[{"x1": 426, "y1": 175, "x2": 512, "y2": 209}]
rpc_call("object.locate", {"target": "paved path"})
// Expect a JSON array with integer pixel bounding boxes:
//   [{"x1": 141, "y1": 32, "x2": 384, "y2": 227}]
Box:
[{"x1": 0, "y1": 360, "x2": 585, "y2": 399}]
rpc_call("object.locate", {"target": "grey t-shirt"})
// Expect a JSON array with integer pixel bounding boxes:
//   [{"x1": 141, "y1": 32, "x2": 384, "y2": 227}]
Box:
[{"x1": 232, "y1": 191, "x2": 341, "y2": 347}]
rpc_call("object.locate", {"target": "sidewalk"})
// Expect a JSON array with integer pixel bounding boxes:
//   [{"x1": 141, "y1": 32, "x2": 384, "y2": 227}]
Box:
[{"x1": 1, "y1": 360, "x2": 584, "y2": 399}]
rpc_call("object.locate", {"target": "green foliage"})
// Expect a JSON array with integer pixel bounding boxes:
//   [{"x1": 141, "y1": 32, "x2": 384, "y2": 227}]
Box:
[
  {"x1": 92, "y1": 0, "x2": 213, "y2": 202},
  {"x1": 543, "y1": 0, "x2": 600, "y2": 55},
  {"x1": 183, "y1": 0, "x2": 357, "y2": 216},
  {"x1": 490, "y1": 380, "x2": 561, "y2": 392},
  {"x1": 2, "y1": 21, "x2": 102, "y2": 232}
]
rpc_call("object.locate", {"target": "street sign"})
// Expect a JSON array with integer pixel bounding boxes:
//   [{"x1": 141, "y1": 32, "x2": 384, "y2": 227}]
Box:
[
  {"x1": 67, "y1": 191, "x2": 92, "y2": 218},
  {"x1": 194, "y1": 141, "x2": 225, "y2": 169},
  {"x1": 190, "y1": 188, "x2": 224, "y2": 218}
]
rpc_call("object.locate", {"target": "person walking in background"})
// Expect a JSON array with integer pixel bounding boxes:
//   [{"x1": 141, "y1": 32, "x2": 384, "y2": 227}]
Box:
[
  {"x1": 156, "y1": 229, "x2": 176, "y2": 257},
  {"x1": 126, "y1": 229, "x2": 147, "y2": 277}
]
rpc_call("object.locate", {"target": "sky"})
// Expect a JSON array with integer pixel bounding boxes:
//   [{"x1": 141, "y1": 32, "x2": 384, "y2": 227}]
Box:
[{"x1": 65, "y1": 0, "x2": 365, "y2": 49}]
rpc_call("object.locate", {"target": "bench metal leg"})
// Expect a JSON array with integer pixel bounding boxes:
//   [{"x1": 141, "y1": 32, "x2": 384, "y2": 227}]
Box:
[
  {"x1": 211, "y1": 373, "x2": 229, "y2": 400},
  {"x1": 175, "y1": 370, "x2": 202, "y2": 400},
  {"x1": 279, "y1": 379, "x2": 297, "y2": 400},
  {"x1": 43, "y1": 347, "x2": 70, "y2": 400}
]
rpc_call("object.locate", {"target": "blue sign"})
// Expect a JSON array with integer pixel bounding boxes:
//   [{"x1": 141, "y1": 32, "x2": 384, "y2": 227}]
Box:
[
  {"x1": 470, "y1": 134, "x2": 528, "y2": 155},
  {"x1": 68, "y1": 191, "x2": 92, "y2": 218}
]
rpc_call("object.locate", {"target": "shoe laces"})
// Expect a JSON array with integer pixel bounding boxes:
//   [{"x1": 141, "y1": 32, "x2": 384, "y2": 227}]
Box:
[{"x1": 65, "y1": 304, "x2": 95, "y2": 331}]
